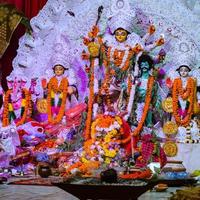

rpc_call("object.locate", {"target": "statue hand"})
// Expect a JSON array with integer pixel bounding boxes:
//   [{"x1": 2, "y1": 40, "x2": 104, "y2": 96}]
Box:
[
  {"x1": 156, "y1": 36, "x2": 165, "y2": 46},
  {"x1": 132, "y1": 44, "x2": 143, "y2": 54},
  {"x1": 148, "y1": 25, "x2": 156, "y2": 35},
  {"x1": 88, "y1": 25, "x2": 99, "y2": 38},
  {"x1": 68, "y1": 86, "x2": 77, "y2": 95}
]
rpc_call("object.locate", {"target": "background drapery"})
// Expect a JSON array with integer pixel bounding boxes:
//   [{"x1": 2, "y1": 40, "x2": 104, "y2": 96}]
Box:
[{"x1": 0, "y1": 0, "x2": 47, "y2": 90}]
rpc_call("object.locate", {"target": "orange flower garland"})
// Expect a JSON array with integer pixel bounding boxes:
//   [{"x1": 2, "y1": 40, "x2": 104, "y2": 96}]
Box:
[
  {"x1": 2, "y1": 88, "x2": 32, "y2": 127},
  {"x1": 109, "y1": 47, "x2": 133, "y2": 71},
  {"x1": 126, "y1": 75, "x2": 132, "y2": 108},
  {"x1": 172, "y1": 77, "x2": 195, "y2": 126},
  {"x1": 85, "y1": 59, "x2": 95, "y2": 140},
  {"x1": 119, "y1": 76, "x2": 155, "y2": 144},
  {"x1": 47, "y1": 76, "x2": 68, "y2": 124},
  {"x1": 120, "y1": 168, "x2": 152, "y2": 179}
]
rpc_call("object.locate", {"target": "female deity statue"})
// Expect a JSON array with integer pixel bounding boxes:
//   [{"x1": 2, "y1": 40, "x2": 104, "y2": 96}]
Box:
[
  {"x1": 82, "y1": 11, "x2": 165, "y2": 139},
  {"x1": 164, "y1": 57, "x2": 200, "y2": 143},
  {"x1": 40, "y1": 64, "x2": 78, "y2": 124},
  {"x1": 167, "y1": 62, "x2": 200, "y2": 127},
  {"x1": 1, "y1": 76, "x2": 32, "y2": 127}
]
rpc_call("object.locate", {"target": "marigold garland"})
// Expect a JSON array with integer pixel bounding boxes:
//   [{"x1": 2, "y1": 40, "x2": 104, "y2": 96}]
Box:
[
  {"x1": 85, "y1": 58, "x2": 95, "y2": 140},
  {"x1": 109, "y1": 46, "x2": 133, "y2": 71},
  {"x1": 126, "y1": 74, "x2": 132, "y2": 108},
  {"x1": 2, "y1": 88, "x2": 32, "y2": 127},
  {"x1": 90, "y1": 115, "x2": 123, "y2": 139},
  {"x1": 47, "y1": 76, "x2": 68, "y2": 124},
  {"x1": 120, "y1": 168, "x2": 152, "y2": 179},
  {"x1": 119, "y1": 76, "x2": 155, "y2": 144},
  {"x1": 63, "y1": 115, "x2": 125, "y2": 176},
  {"x1": 172, "y1": 77, "x2": 195, "y2": 126}
]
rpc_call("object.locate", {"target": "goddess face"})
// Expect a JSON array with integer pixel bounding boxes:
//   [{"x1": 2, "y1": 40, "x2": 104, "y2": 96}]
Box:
[
  {"x1": 114, "y1": 28, "x2": 128, "y2": 43},
  {"x1": 178, "y1": 66, "x2": 190, "y2": 78},
  {"x1": 53, "y1": 65, "x2": 65, "y2": 76}
]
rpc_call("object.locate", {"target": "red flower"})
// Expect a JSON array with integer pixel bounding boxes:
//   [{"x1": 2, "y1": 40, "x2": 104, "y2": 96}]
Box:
[
  {"x1": 83, "y1": 37, "x2": 90, "y2": 46},
  {"x1": 166, "y1": 77, "x2": 172, "y2": 88}
]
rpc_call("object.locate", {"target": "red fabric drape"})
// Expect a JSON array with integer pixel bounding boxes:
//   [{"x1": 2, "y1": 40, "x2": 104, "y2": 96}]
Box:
[{"x1": 0, "y1": 0, "x2": 47, "y2": 90}]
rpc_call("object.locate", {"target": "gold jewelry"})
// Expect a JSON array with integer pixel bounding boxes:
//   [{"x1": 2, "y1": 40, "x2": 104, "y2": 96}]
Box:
[
  {"x1": 163, "y1": 121, "x2": 178, "y2": 135},
  {"x1": 163, "y1": 141, "x2": 178, "y2": 157},
  {"x1": 36, "y1": 98, "x2": 47, "y2": 113},
  {"x1": 162, "y1": 97, "x2": 173, "y2": 113}
]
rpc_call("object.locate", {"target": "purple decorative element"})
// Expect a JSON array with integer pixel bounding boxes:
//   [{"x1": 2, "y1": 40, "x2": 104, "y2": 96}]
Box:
[
  {"x1": 159, "y1": 49, "x2": 166, "y2": 57},
  {"x1": 105, "y1": 27, "x2": 112, "y2": 35},
  {"x1": 0, "y1": 172, "x2": 10, "y2": 181},
  {"x1": 159, "y1": 68, "x2": 166, "y2": 75},
  {"x1": 0, "y1": 153, "x2": 10, "y2": 168},
  {"x1": 18, "y1": 121, "x2": 46, "y2": 146},
  {"x1": 34, "y1": 113, "x2": 48, "y2": 122},
  {"x1": 72, "y1": 58, "x2": 88, "y2": 102},
  {"x1": 154, "y1": 49, "x2": 167, "y2": 65},
  {"x1": 66, "y1": 128, "x2": 76, "y2": 141},
  {"x1": 157, "y1": 68, "x2": 166, "y2": 85},
  {"x1": 35, "y1": 152, "x2": 49, "y2": 163}
]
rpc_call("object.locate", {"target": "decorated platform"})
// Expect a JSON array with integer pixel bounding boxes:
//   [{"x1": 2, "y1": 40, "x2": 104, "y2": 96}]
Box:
[{"x1": 0, "y1": 0, "x2": 200, "y2": 199}]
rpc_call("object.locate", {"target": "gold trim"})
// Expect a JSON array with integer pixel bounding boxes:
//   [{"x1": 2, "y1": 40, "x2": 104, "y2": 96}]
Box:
[{"x1": 163, "y1": 141, "x2": 178, "y2": 157}]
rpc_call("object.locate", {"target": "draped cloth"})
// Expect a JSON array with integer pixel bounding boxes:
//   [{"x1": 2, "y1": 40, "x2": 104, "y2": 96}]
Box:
[{"x1": 0, "y1": 4, "x2": 23, "y2": 58}]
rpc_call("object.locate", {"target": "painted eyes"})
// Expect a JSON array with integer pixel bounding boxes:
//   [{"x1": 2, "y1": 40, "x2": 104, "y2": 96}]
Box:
[{"x1": 115, "y1": 31, "x2": 126, "y2": 36}]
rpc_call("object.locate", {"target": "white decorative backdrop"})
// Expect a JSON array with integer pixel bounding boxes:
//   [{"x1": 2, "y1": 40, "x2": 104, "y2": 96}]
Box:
[{"x1": 10, "y1": 0, "x2": 200, "y2": 81}]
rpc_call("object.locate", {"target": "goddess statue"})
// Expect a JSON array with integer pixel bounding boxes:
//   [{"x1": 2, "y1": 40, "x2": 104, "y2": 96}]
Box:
[
  {"x1": 165, "y1": 55, "x2": 200, "y2": 143},
  {"x1": 172, "y1": 65, "x2": 200, "y2": 126},
  {"x1": 39, "y1": 64, "x2": 78, "y2": 125},
  {"x1": 82, "y1": 10, "x2": 165, "y2": 140},
  {"x1": 1, "y1": 75, "x2": 32, "y2": 127}
]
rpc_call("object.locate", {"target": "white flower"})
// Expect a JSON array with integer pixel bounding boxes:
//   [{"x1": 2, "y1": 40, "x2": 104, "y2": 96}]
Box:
[{"x1": 98, "y1": 157, "x2": 104, "y2": 162}]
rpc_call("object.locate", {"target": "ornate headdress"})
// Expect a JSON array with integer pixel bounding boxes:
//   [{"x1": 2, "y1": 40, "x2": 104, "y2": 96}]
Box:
[
  {"x1": 168, "y1": 54, "x2": 197, "y2": 80},
  {"x1": 108, "y1": 11, "x2": 135, "y2": 34},
  {"x1": 51, "y1": 56, "x2": 69, "y2": 69},
  {"x1": 174, "y1": 54, "x2": 195, "y2": 70},
  {"x1": 50, "y1": 43, "x2": 70, "y2": 69},
  {"x1": 107, "y1": 0, "x2": 135, "y2": 34}
]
